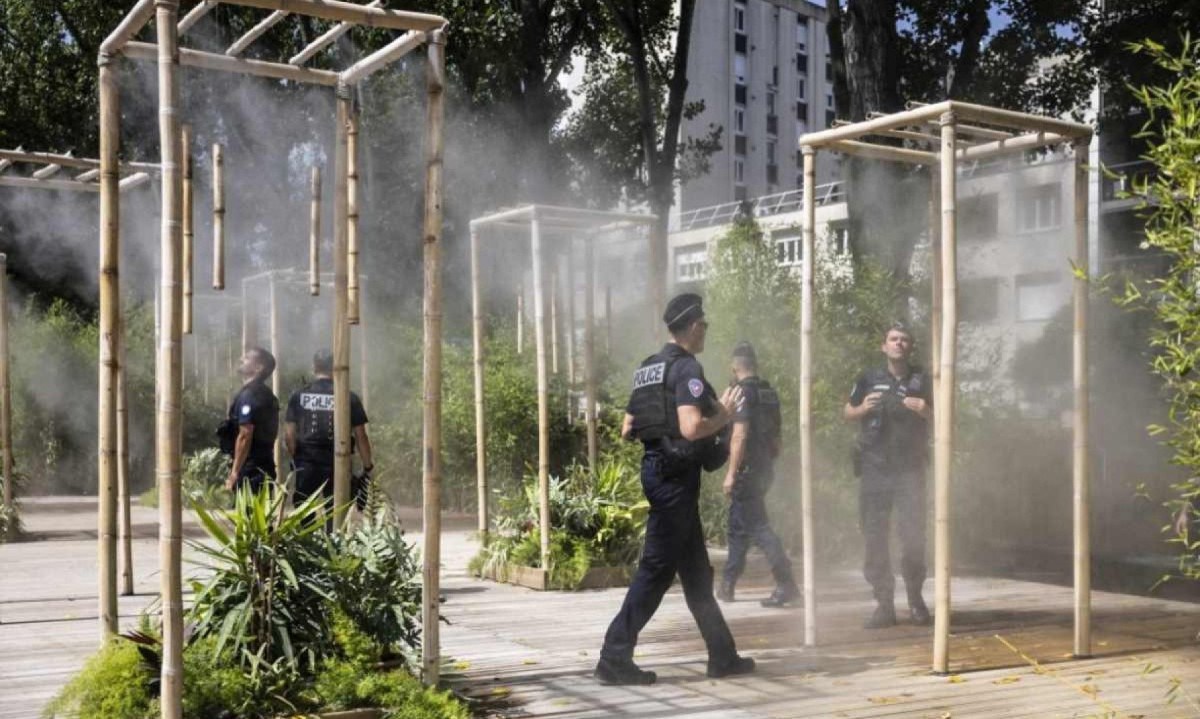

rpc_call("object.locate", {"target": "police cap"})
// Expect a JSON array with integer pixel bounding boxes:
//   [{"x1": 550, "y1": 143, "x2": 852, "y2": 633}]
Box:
[
  {"x1": 731, "y1": 340, "x2": 757, "y2": 362},
  {"x1": 664, "y1": 293, "x2": 704, "y2": 332}
]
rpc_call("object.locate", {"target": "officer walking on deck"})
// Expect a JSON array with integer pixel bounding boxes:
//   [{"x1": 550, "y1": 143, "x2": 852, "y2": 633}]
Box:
[
  {"x1": 594, "y1": 293, "x2": 756, "y2": 686},
  {"x1": 284, "y1": 349, "x2": 374, "y2": 517},
  {"x1": 844, "y1": 322, "x2": 932, "y2": 628},
  {"x1": 717, "y1": 341, "x2": 799, "y2": 608}
]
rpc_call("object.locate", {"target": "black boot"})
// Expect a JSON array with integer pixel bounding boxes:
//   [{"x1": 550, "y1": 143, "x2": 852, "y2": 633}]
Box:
[
  {"x1": 707, "y1": 654, "x2": 756, "y2": 678},
  {"x1": 864, "y1": 598, "x2": 897, "y2": 629},
  {"x1": 594, "y1": 656, "x2": 657, "y2": 685},
  {"x1": 760, "y1": 583, "x2": 800, "y2": 608},
  {"x1": 716, "y1": 579, "x2": 735, "y2": 602}
]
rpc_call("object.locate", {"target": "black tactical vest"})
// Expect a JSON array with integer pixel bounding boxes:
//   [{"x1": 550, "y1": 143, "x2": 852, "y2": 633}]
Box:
[
  {"x1": 858, "y1": 367, "x2": 929, "y2": 467},
  {"x1": 295, "y1": 379, "x2": 335, "y2": 451},
  {"x1": 627, "y1": 352, "x2": 682, "y2": 442},
  {"x1": 740, "y1": 377, "x2": 781, "y2": 462}
]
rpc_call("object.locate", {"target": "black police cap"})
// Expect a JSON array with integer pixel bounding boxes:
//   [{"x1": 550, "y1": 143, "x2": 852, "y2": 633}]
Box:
[
  {"x1": 663, "y1": 293, "x2": 704, "y2": 331},
  {"x1": 731, "y1": 340, "x2": 756, "y2": 361}
]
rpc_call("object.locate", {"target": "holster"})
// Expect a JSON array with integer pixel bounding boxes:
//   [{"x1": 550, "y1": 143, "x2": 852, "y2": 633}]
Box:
[{"x1": 216, "y1": 418, "x2": 238, "y2": 455}]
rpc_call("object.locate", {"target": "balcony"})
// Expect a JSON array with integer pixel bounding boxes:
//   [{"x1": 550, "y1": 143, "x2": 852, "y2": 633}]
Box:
[
  {"x1": 672, "y1": 182, "x2": 846, "y2": 233},
  {"x1": 1101, "y1": 159, "x2": 1157, "y2": 210}
]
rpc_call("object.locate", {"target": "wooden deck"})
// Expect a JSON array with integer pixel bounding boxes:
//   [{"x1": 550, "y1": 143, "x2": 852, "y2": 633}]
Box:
[{"x1": 4, "y1": 498, "x2": 1200, "y2": 718}]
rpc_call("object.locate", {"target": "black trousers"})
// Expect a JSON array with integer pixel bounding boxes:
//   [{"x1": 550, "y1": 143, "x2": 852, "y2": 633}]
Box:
[
  {"x1": 600, "y1": 453, "x2": 737, "y2": 664},
  {"x1": 860, "y1": 463, "x2": 927, "y2": 603},
  {"x1": 723, "y1": 487, "x2": 795, "y2": 589},
  {"x1": 293, "y1": 462, "x2": 334, "y2": 508},
  {"x1": 234, "y1": 460, "x2": 275, "y2": 494}
]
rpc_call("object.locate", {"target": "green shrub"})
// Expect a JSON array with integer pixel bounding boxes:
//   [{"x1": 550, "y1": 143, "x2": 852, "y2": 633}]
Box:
[
  {"x1": 0, "y1": 501, "x2": 21, "y2": 542},
  {"x1": 43, "y1": 639, "x2": 155, "y2": 719},
  {"x1": 314, "y1": 656, "x2": 469, "y2": 719}
]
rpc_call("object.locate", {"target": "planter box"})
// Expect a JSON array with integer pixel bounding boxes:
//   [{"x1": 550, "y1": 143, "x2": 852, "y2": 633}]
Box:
[{"x1": 476, "y1": 562, "x2": 632, "y2": 591}]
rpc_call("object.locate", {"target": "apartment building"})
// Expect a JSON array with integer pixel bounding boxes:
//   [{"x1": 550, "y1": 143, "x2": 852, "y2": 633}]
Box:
[{"x1": 680, "y1": 0, "x2": 839, "y2": 212}]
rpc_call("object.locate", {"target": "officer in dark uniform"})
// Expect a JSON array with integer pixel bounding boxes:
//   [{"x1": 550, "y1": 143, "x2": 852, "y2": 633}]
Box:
[
  {"x1": 594, "y1": 293, "x2": 756, "y2": 686},
  {"x1": 844, "y1": 322, "x2": 932, "y2": 628},
  {"x1": 222, "y1": 347, "x2": 280, "y2": 493},
  {"x1": 284, "y1": 349, "x2": 374, "y2": 517},
  {"x1": 717, "y1": 341, "x2": 799, "y2": 608}
]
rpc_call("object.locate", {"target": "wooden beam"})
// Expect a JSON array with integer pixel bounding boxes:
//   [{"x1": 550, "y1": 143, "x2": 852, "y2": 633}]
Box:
[
  {"x1": 333, "y1": 91, "x2": 352, "y2": 525},
  {"x1": 956, "y1": 131, "x2": 1070, "y2": 161},
  {"x1": 1072, "y1": 138, "x2": 1092, "y2": 658},
  {"x1": 212, "y1": 144, "x2": 225, "y2": 289},
  {"x1": 119, "y1": 172, "x2": 151, "y2": 191},
  {"x1": 182, "y1": 125, "x2": 193, "y2": 335},
  {"x1": 951, "y1": 100, "x2": 1093, "y2": 139},
  {"x1": 178, "y1": 0, "x2": 216, "y2": 34},
  {"x1": 0, "y1": 254, "x2": 12, "y2": 521},
  {"x1": 31, "y1": 163, "x2": 63, "y2": 179},
  {"x1": 347, "y1": 106, "x2": 360, "y2": 324},
  {"x1": 226, "y1": 10, "x2": 289, "y2": 56},
  {"x1": 0, "y1": 176, "x2": 99, "y2": 192},
  {"x1": 339, "y1": 31, "x2": 425, "y2": 85},
  {"x1": 800, "y1": 146, "x2": 816, "y2": 647},
  {"x1": 75, "y1": 168, "x2": 99, "y2": 182},
  {"x1": 828, "y1": 139, "x2": 937, "y2": 165},
  {"x1": 0, "y1": 159, "x2": 10, "y2": 173},
  {"x1": 0, "y1": 149, "x2": 96, "y2": 169},
  {"x1": 289, "y1": 1, "x2": 381, "y2": 66},
  {"x1": 309, "y1": 165, "x2": 321, "y2": 296},
  {"x1": 100, "y1": 0, "x2": 155, "y2": 54},
  {"x1": 123, "y1": 41, "x2": 340, "y2": 86},
  {"x1": 227, "y1": 0, "x2": 445, "y2": 33},
  {"x1": 802, "y1": 102, "x2": 950, "y2": 147},
  {"x1": 470, "y1": 228, "x2": 486, "y2": 538}
]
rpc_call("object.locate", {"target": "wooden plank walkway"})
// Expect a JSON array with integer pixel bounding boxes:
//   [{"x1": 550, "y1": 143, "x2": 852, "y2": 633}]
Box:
[{"x1": 4, "y1": 498, "x2": 1200, "y2": 718}]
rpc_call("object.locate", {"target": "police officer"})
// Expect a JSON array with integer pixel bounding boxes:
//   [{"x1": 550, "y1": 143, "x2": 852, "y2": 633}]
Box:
[
  {"x1": 222, "y1": 347, "x2": 280, "y2": 493},
  {"x1": 284, "y1": 349, "x2": 373, "y2": 516},
  {"x1": 717, "y1": 341, "x2": 799, "y2": 608},
  {"x1": 594, "y1": 293, "x2": 755, "y2": 686},
  {"x1": 843, "y1": 322, "x2": 932, "y2": 628}
]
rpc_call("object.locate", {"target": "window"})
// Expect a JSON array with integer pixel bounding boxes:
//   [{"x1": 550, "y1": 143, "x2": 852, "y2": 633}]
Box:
[
  {"x1": 766, "y1": 90, "x2": 776, "y2": 115},
  {"x1": 734, "y1": 2, "x2": 746, "y2": 32},
  {"x1": 796, "y1": 50, "x2": 807, "y2": 71},
  {"x1": 774, "y1": 230, "x2": 801, "y2": 267},
  {"x1": 767, "y1": 114, "x2": 778, "y2": 136},
  {"x1": 1016, "y1": 272, "x2": 1065, "y2": 322},
  {"x1": 796, "y1": 119, "x2": 808, "y2": 140},
  {"x1": 734, "y1": 135, "x2": 747, "y2": 155},
  {"x1": 796, "y1": 101, "x2": 808, "y2": 121},
  {"x1": 735, "y1": 33, "x2": 748, "y2": 53},
  {"x1": 796, "y1": 17, "x2": 808, "y2": 52},
  {"x1": 825, "y1": 59, "x2": 832, "y2": 82},
  {"x1": 829, "y1": 223, "x2": 850, "y2": 255},
  {"x1": 797, "y1": 75, "x2": 807, "y2": 101},
  {"x1": 735, "y1": 83, "x2": 748, "y2": 104},
  {"x1": 825, "y1": 109, "x2": 836, "y2": 127},
  {"x1": 676, "y1": 245, "x2": 708, "y2": 282},
  {"x1": 734, "y1": 53, "x2": 747, "y2": 84},
  {"x1": 772, "y1": 66, "x2": 779, "y2": 86},
  {"x1": 767, "y1": 164, "x2": 778, "y2": 185},
  {"x1": 959, "y1": 193, "x2": 999, "y2": 239},
  {"x1": 826, "y1": 91, "x2": 834, "y2": 108},
  {"x1": 960, "y1": 278, "x2": 1000, "y2": 322},
  {"x1": 734, "y1": 157, "x2": 745, "y2": 184},
  {"x1": 766, "y1": 140, "x2": 776, "y2": 165},
  {"x1": 1017, "y1": 184, "x2": 1061, "y2": 233},
  {"x1": 734, "y1": 106, "x2": 745, "y2": 134}
]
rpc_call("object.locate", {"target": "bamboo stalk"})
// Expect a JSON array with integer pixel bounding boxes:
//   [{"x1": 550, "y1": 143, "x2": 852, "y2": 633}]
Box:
[
  {"x1": 332, "y1": 90, "x2": 352, "y2": 525},
  {"x1": 605, "y1": 284, "x2": 612, "y2": 355},
  {"x1": 800, "y1": 147, "x2": 817, "y2": 647},
  {"x1": 230, "y1": 0, "x2": 444, "y2": 32},
  {"x1": 358, "y1": 282, "x2": 370, "y2": 411},
  {"x1": 288, "y1": 1, "x2": 381, "y2": 65},
  {"x1": 100, "y1": 0, "x2": 155, "y2": 54},
  {"x1": 225, "y1": 9, "x2": 288, "y2": 56},
  {"x1": 420, "y1": 29, "x2": 447, "y2": 685},
  {"x1": 154, "y1": 3, "x2": 185, "y2": 717},
  {"x1": 97, "y1": 56, "x2": 120, "y2": 639},
  {"x1": 0, "y1": 254, "x2": 11, "y2": 516},
  {"x1": 347, "y1": 106, "x2": 360, "y2": 325},
  {"x1": 929, "y1": 167, "x2": 942, "y2": 390},
  {"x1": 584, "y1": 240, "x2": 597, "y2": 470},
  {"x1": 31, "y1": 163, "x2": 63, "y2": 179},
  {"x1": 530, "y1": 212, "x2": 552, "y2": 575},
  {"x1": 826, "y1": 139, "x2": 936, "y2": 165},
  {"x1": 516, "y1": 281, "x2": 524, "y2": 355},
  {"x1": 118, "y1": 314, "x2": 133, "y2": 595},
  {"x1": 566, "y1": 248, "x2": 576, "y2": 387},
  {"x1": 177, "y1": 0, "x2": 215, "y2": 34},
  {"x1": 212, "y1": 143, "x2": 224, "y2": 290},
  {"x1": 550, "y1": 266, "x2": 559, "y2": 375},
  {"x1": 182, "y1": 125, "x2": 193, "y2": 334},
  {"x1": 123, "y1": 42, "x2": 339, "y2": 86},
  {"x1": 1072, "y1": 138, "x2": 1092, "y2": 658},
  {"x1": 309, "y1": 166, "x2": 321, "y2": 296},
  {"x1": 269, "y1": 276, "x2": 284, "y2": 482},
  {"x1": 339, "y1": 30, "x2": 425, "y2": 85},
  {"x1": 470, "y1": 229, "x2": 487, "y2": 537},
  {"x1": 932, "y1": 112, "x2": 958, "y2": 675},
  {"x1": 0, "y1": 176, "x2": 100, "y2": 193}
]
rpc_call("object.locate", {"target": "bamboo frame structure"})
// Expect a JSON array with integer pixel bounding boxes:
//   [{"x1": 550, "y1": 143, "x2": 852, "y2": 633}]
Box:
[
  {"x1": 583, "y1": 241, "x2": 597, "y2": 470},
  {"x1": 99, "y1": 2, "x2": 449, "y2": 706},
  {"x1": 182, "y1": 125, "x2": 194, "y2": 334},
  {"x1": 797, "y1": 100, "x2": 1092, "y2": 674},
  {"x1": 309, "y1": 165, "x2": 321, "y2": 296},
  {"x1": 0, "y1": 254, "x2": 11, "y2": 517},
  {"x1": 212, "y1": 144, "x2": 225, "y2": 290},
  {"x1": 347, "y1": 108, "x2": 360, "y2": 324},
  {"x1": 468, "y1": 206, "x2": 656, "y2": 570}
]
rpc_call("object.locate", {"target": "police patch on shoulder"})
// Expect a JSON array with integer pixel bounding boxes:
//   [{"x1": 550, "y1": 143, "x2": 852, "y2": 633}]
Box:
[
  {"x1": 241, "y1": 404, "x2": 251, "y2": 416},
  {"x1": 687, "y1": 378, "x2": 704, "y2": 398}
]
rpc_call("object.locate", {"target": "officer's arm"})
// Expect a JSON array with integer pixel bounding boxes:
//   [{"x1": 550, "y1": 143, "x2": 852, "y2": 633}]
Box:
[
  {"x1": 230, "y1": 424, "x2": 254, "y2": 477},
  {"x1": 677, "y1": 404, "x2": 730, "y2": 441},
  {"x1": 284, "y1": 422, "x2": 297, "y2": 458},
  {"x1": 353, "y1": 425, "x2": 374, "y2": 470},
  {"x1": 724, "y1": 421, "x2": 748, "y2": 481},
  {"x1": 621, "y1": 412, "x2": 634, "y2": 440}
]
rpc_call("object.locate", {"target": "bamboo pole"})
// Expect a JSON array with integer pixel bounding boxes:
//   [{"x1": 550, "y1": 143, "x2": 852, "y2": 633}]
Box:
[
  {"x1": 269, "y1": 276, "x2": 284, "y2": 480},
  {"x1": 584, "y1": 240, "x2": 597, "y2": 470},
  {"x1": 566, "y1": 249, "x2": 576, "y2": 386},
  {"x1": 799, "y1": 147, "x2": 817, "y2": 647},
  {"x1": 339, "y1": 30, "x2": 426, "y2": 85},
  {"x1": 182, "y1": 125, "x2": 193, "y2": 334},
  {"x1": 932, "y1": 112, "x2": 958, "y2": 675},
  {"x1": 347, "y1": 106, "x2": 360, "y2": 324},
  {"x1": 1072, "y1": 137, "x2": 1092, "y2": 658},
  {"x1": 605, "y1": 284, "x2": 612, "y2": 355},
  {"x1": 470, "y1": 229, "x2": 487, "y2": 537},
  {"x1": 516, "y1": 281, "x2": 524, "y2": 355},
  {"x1": 309, "y1": 166, "x2": 321, "y2": 296},
  {"x1": 228, "y1": 0, "x2": 445, "y2": 33},
  {"x1": 358, "y1": 287, "x2": 370, "y2": 411},
  {"x1": 97, "y1": 55, "x2": 120, "y2": 639},
  {"x1": 550, "y1": 266, "x2": 559, "y2": 375},
  {"x1": 420, "y1": 29, "x2": 447, "y2": 685},
  {"x1": 332, "y1": 89, "x2": 353, "y2": 525},
  {"x1": 154, "y1": 3, "x2": 185, "y2": 716},
  {"x1": 118, "y1": 319, "x2": 133, "y2": 596},
  {"x1": 929, "y1": 167, "x2": 942, "y2": 392},
  {"x1": 124, "y1": 42, "x2": 339, "y2": 86},
  {"x1": 0, "y1": 255, "x2": 11, "y2": 516},
  {"x1": 212, "y1": 143, "x2": 224, "y2": 290},
  {"x1": 531, "y1": 212, "x2": 552, "y2": 574},
  {"x1": 288, "y1": 1, "x2": 381, "y2": 65}
]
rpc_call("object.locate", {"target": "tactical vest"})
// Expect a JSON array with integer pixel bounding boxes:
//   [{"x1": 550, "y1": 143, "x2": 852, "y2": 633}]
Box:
[
  {"x1": 740, "y1": 377, "x2": 781, "y2": 449},
  {"x1": 858, "y1": 367, "x2": 929, "y2": 466},
  {"x1": 295, "y1": 381, "x2": 335, "y2": 451},
  {"x1": 627, "y1": 352, "x2": 682, "y2": 442}
]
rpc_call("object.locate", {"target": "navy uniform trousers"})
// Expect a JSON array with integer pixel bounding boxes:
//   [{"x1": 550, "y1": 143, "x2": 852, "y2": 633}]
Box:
[
  {"x1": 860, "y1": 462, "x2": 927, "y2": 600},
  {"x1": 723, "y1": 483, "x2": 794, "y2": 588},
  {"x1": 601, "y1": 452, "x2": 737, "y2": 663}
]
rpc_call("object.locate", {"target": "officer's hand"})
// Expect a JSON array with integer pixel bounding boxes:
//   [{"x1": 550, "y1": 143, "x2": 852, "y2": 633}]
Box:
[
  {"x1": 902, "y1": 396, "x2": 927, "y2": 415},
  {"x1": 722, "y1": 475, "x2": 735, "y2": 500},
  {"x1": 224, "y1": 470, "x2": 238, "y2": 492},
  {"x1": 719, "y1": 384, "x2": 744, "y2": 418},
  {"x1": 1175, "y1": 504, "x2": 1193, "y2": 537}
]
